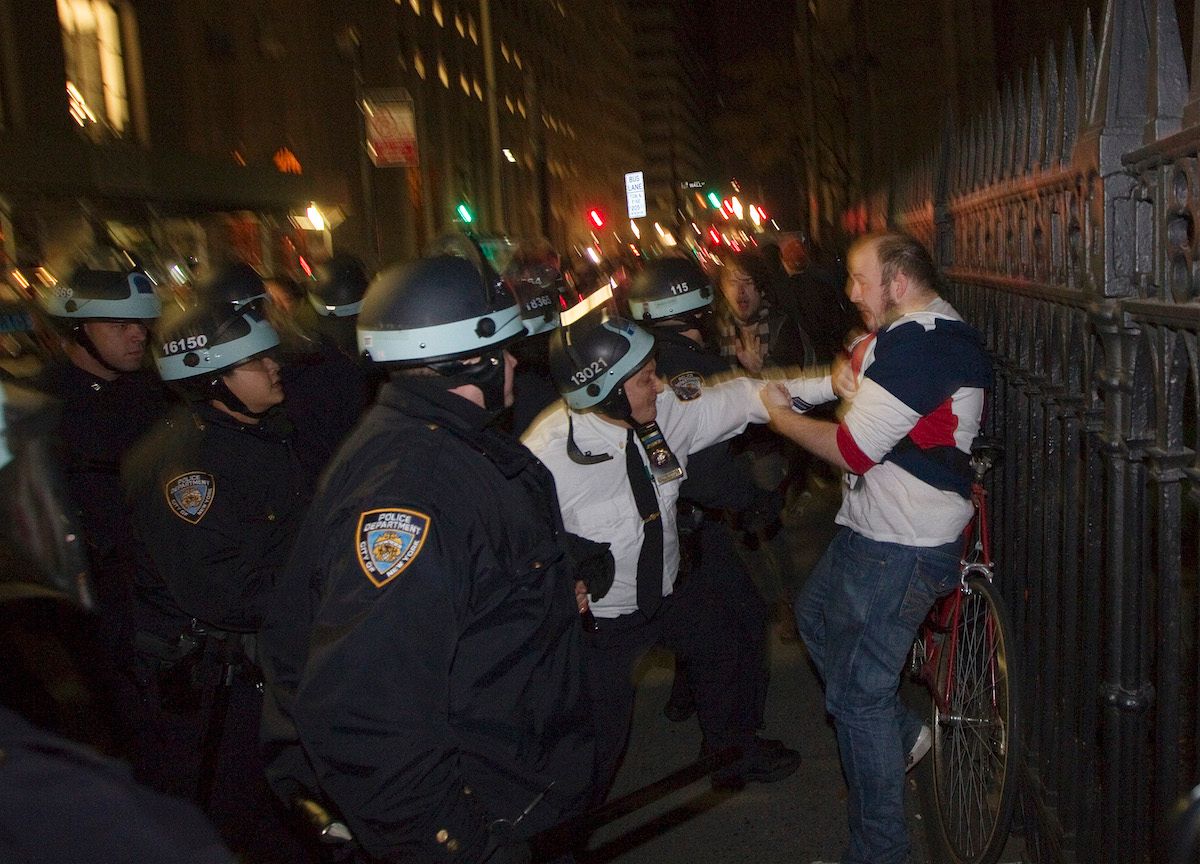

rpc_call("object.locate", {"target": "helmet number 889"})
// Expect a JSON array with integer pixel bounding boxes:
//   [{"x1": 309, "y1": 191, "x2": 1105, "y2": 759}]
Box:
[{"x1": 570, "y1": 358, "x2": 609, "y2": 387}]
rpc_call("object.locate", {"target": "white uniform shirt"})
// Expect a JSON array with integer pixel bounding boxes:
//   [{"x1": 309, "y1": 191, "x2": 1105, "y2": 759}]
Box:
[{"x1": 523, "y1": 374, "x2": 834, "y2": 617}]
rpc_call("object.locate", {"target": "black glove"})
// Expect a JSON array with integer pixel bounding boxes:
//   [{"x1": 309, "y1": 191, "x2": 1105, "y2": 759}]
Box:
[{"x1": 562, "y1": 532, "x2": 615, "y2": 601}]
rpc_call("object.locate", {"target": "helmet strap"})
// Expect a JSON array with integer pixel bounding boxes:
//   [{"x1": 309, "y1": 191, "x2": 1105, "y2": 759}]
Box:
[
  {"x1": 428, "y1": 347, "x2": 508, "y2": 413},
  {"x1": 72, "y1": 323, "x2": 125, "y2": 376},
  {"x1": 210, "y1": 377, "x2": 275, "y2": 420}
]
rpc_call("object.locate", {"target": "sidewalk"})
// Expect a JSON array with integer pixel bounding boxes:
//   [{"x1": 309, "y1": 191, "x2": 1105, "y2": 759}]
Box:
[{"x1": 579, "y1": 480, "x2": 1025, "y2": 863}]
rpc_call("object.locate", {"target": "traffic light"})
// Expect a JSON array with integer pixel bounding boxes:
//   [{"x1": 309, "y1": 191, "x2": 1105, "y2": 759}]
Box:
[
  {"x1": 456, "y1": 201, "x2": 474, "y2": 223},
  {"x1": 588, "y1": 208, "x2": 605, "y2": 229},
  {"x1": 706, "y1": 191, "x2": 721, "y2": 209}
]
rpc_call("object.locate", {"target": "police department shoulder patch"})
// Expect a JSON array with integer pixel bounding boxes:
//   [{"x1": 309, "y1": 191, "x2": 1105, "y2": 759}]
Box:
[
  {"x1": 669, "y1": 371, "x2": 704, "y2": 401},
  {"x1": 356, "y1": 508, "x2": 432, "y2": 588},
  {"x1": 165, "y1": 472, "x2": 216, "y2": 524}
]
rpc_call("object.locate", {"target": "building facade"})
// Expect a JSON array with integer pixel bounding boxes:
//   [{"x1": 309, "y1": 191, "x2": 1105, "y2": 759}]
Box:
[{"x1": 0, "y1": 0, "x2": 643, "y2": 280}]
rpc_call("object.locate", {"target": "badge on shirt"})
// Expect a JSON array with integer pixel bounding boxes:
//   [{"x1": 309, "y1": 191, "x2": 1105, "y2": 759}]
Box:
[
  {"x1": 669, "y1": 371, "x2": 704, "y2": 402},
  {"x1": 634, "y1": 421, "x2": 684, "y2": 484},
  {"x1": 356, "y1": 508, "x2": 431, "y2": 588},
  {"x1": 165, "y1": 472, "x2": 216, "y2": 524}
]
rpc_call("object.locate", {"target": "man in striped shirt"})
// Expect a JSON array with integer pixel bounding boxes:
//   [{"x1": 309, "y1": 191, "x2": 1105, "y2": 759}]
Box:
[{"x1": 761, "y1": 232, "x2": 992, "y2": 864}]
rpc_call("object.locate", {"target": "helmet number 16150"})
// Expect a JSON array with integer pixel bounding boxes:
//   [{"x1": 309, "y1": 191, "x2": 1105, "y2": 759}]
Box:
[
  {"x1": 163, "y1": 335, "x2": 208, "y2": 355},
  {"x1": 570, "y1": 358, "x2": 609, "y2": 387}
]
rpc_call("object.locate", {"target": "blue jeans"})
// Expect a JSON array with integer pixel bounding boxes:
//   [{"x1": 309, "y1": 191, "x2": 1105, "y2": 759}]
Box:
[{"x1": 796, "y1": 528, "x2": 960, "y2": 864}]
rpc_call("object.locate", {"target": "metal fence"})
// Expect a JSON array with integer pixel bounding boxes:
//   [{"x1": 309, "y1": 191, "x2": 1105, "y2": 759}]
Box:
[{"x1": 877, "y1": 1, "x2": 1200, "y2": 860}]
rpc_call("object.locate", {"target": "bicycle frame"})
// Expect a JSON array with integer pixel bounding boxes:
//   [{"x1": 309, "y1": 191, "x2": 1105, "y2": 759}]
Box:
[{"x1": 918, "y1": 477, "x2": 995, "y2": 714}]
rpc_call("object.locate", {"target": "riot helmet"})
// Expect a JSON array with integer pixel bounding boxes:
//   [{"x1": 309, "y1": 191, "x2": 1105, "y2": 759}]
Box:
[
  {"x1": 505, "y1": 260, "x2": 563, "y2": 335},
  {"x1": 154, "y1": 299, "x2": 281, "y2": 417},
  {"x1": 356, "y1": 254, "x2": 524, "y2": 411},
  {"x1": 548, "y1": 304, "x2": 655, "y2": 421},
  {"x1": 39, "y1": 267, "x2": 162, "y2": 374},
  {"x1": 626, "y1": 256, "x2": 713, "y2": 327},
  {"x1": 191, "y1": 261, "x2": 267, "y2": 312},
  {"x1": 307, "y1": 254, "x2": 369, "y2": 318}
]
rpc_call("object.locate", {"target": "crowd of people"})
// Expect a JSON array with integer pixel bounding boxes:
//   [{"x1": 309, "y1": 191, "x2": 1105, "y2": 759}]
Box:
[{"x1": 0, "y1": 229, "x2": 989, "y2": 864}]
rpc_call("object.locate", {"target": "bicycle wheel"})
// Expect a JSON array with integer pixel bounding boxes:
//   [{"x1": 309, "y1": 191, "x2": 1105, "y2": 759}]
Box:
[{"x1": 925, "y1": 574, "x2": 1019, "y2": 864}]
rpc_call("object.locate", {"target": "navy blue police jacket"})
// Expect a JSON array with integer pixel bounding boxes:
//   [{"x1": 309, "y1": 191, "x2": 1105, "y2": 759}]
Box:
[
  {"x1": 123, "y1": 403, "x2": 314, "y2": 639},
  {"x1": 27, "y1": 364, "x2": 170, "y2": 619},
  {"x1": 260, "y1": 378, "x2": 595, "y2": 862},
  {"x1": 654, "y1": 330, "x2": 757, "y2": 513}
]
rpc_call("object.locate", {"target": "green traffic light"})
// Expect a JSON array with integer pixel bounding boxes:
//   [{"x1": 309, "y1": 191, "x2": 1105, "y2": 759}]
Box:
[
  {"x1": 456, "y1": 203, "x2": 474, "y2": 223},
  {"x1": 706, "y1": 191, "x2": 721, "y2": 209}
]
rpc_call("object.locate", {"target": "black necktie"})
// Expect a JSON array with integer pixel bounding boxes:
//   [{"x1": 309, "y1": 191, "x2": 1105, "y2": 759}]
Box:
[{"x1": 626, "y1": 428, "x2": 664, "y2": 620}]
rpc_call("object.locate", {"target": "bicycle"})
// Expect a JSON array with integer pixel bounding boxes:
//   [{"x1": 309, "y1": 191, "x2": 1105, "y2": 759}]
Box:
[{"x1": 909, "y1": 438, "x2": 1018, "y2": 864}]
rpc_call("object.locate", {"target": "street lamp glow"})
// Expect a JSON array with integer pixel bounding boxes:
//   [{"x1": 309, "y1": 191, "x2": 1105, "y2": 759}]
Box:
[
  {"x1": 749, "y1": 205, "x2": 762, "y2": 227},
  {"x1": 502, "y1": 148, "x2": 517, "y2": 163},
  {"x1": 307, "y1": 203, "x2": 325, "y2": 232},
  {"x1": 630, "y1": 220, "x2": 641, "y2": 239},
  {"x1": 731, "y1": 197, "x2": 744, "y2": 220}
]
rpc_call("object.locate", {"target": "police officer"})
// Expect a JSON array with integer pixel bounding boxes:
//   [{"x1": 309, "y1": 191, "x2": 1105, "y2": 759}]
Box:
[
  {"x1": 625, "y1": 257, "x2": 776, "y2": 732},
  {"x1": 283, "y1": 254, "x2": 380, "y2": 467},
  {"x1": 123, "y1": 281, "x2": 316, "y2": 862},
  {"x1": 0, "y1": 381, "x2": 236, "y2": 864},
  {"x1": 27, "y1": 264, "x2": 171, "y2": 752},
  {"x1": 522, "y1": 298, "x2": 831, "y2": 796},
  {"x1": 260, "y1": 252, "x2": 595, "y2": 863},
  {"x1": 504, "y1": 243, "x2": 567, "y2": 436}
]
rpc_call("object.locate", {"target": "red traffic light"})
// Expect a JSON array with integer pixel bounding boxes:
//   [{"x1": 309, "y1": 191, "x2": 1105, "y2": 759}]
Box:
[{"x1": 588, "y1": 208, "x2": 605, "y2": 229}]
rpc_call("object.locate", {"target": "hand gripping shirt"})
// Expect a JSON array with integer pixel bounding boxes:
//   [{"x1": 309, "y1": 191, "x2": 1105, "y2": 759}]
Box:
[
  {"x1": 834, "y1": 298, "x2": 992, "y2": 546},
  {"x1": 522, "y1": 373, "x2": 834, "y2": 617}
]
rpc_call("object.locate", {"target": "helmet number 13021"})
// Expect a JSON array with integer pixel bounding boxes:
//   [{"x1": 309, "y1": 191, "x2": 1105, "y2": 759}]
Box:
[{"x1": 570, "y1": 358, "x2": 609, "y2": 386}]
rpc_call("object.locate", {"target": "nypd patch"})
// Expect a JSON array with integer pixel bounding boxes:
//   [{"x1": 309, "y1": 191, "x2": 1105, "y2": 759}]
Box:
[
  {"x1": 166, "y1": 472, "x2": 216, "y2": 524},
  {"x1": 356, "y1": 508, "x2": 431, "y2": 588},
  {"x1": 669, "y1": 371, "x2": 704, "y2": 402}
]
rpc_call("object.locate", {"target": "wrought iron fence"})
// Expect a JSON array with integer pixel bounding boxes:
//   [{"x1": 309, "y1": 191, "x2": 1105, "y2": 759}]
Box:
[{"x1": 876, "y1": 1, "x2": 1200, "y2": 861}]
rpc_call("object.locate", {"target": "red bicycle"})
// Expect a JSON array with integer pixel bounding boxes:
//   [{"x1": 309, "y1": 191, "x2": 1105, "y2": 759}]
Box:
[{"x1": 910, "y1": 439, "x2": 1018, "y2": 864}]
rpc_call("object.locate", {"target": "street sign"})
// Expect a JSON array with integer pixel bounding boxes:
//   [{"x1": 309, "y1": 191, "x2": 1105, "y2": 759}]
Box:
[
  {"x1": 625, "y1": 171, "x2": 646, "y2": 219},
  {"x1": 362, "y1": 88, "x2": 419, "y2": 168}
]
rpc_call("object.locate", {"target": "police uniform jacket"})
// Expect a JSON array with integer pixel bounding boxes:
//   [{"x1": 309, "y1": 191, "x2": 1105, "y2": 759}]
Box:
[
  {"x1": 26, "y1": 364, "x2": 169, "y2": 613},
  {"x1": 123, "y1": 403, "x2": 313, "y2": 639},
  {"x1": 522, "y1": 372, "x2": 835, "y2": 618},
  {"x1": 653, "y1": 329, "x2": 757, "y2": 514},
  {"x1": 259, "y1": 378, "x2": 594, "y2": 862}
]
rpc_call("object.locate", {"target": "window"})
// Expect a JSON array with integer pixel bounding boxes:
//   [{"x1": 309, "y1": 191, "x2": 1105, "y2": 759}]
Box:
[
  {"x1": 432, "y1": 0, "x2": 443, "y2": 27},
  {"x1": 57, "y1": 0, "x2": 130, "y2": 140}
]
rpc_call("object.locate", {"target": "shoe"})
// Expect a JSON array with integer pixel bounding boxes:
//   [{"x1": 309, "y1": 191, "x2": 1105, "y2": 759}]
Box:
[
  {"x1": 906, "y1": 724, "x2": 931, "y2": 772},
  {"x1": 712, "y1": 739, "x2": 801, "y2": 791}
]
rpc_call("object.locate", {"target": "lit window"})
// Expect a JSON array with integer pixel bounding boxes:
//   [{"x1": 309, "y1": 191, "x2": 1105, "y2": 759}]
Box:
[
  {"x1": 517, "y1": 98, "x2": 526, "y2": 118},
  {"x1": 409, "y1": 0, "x2": 420, "y2": 14},
  {"x1": 514, "y1": 50, "x2": 522, "y2": 70},
  {"x1": 454, "y1": 13, "x2": 464, "y2": 36},
  {"x1": 467, "y1": 14, "x2": 478, "y2": 43},
  {"x1": 432, "y1": 0, "x2": 443, "y2": 26},
  {"x1": 413, "y1": 50, "x2": 426, "y2": 79},
  {"x1": 437, "y1": 56, "x2": 449, "y2": 88},
  {"x1": 57, "y1": 0, "x2": 129, "y2": 139},
  {"x1": 459, "y1": 72, "x2": 469, "y2": 95},
  {"x1": 472, "y1": 77, "x2": 482, "y2": 101},
  {"x1": 500, "y1": 41, "x2": 509, "y2": 63},
  {"x1": 504, "y1": 94, "x2": 514, "y2": 114}
]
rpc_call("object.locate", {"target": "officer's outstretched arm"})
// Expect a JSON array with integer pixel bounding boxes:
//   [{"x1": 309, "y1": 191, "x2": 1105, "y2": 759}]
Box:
[{"x1": 291, "y1": 502, "x2": 495, "y2": 863}]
